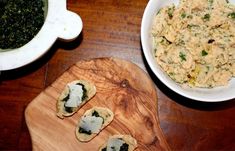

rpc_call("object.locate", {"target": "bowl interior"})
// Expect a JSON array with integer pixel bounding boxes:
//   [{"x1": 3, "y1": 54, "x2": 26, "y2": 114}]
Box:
[
  {"x1": 141, "y1": 0, "x2": 235, "y2": 102},
  {"x1": 0, "y1": 0, "x2": 49, "y2": 52}
]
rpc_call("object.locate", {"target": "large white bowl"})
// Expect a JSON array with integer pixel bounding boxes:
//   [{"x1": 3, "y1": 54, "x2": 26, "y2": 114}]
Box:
[
  {"x1": 0, "y1": 0, "x2": 82, "y2": 71},
  {"x1": 141, "y1": 0, "x2": 235, "y2": 102}
]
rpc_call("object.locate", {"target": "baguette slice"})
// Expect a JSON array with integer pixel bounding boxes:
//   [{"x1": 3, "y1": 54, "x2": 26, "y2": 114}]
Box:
[
  {"x1": 76, "y1": 107, "x2": 114, "y2": 142},
  {"x1": 56, "y1": 80, "x2": 96, "y2": 119},
  {"x1": 99, "y1": 135, "x2": 137, "y2": 151}
]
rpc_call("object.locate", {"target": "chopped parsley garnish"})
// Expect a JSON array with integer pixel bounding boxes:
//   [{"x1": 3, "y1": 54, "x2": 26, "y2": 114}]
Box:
[
  {"x1": 181, "y1": 13, "x2": 186, "y2": 18},
  {"x1": 179, "y1": 52, "x2": 187, "y2": 61},
  {"x1": 201, "y1": 50, "x2": 208, "y2": 56},
  {"x1": 202, "y1": 14, "x2": 210, "y2": 21},
  {"x1": 187, "y1": 15, "x2": 193, "y2": 19},
  {"x1": 228, "y1": 12, "x2": 235, "y2": 19}
]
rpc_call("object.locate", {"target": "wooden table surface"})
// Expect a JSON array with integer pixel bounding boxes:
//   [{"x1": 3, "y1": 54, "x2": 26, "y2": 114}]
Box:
[{"x1": 0, "y1": 0, "x2": 235, "y2": 150}]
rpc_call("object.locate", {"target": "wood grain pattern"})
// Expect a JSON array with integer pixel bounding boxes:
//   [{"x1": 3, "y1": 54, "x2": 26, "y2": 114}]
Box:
[{"x1": 25, "y1": 58, "x2": 170, "y2": 151}]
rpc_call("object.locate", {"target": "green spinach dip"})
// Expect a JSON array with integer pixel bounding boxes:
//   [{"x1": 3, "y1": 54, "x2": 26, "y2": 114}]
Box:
[{"x1": 0, "y1": 0, "x2": 46, "y2": 50}]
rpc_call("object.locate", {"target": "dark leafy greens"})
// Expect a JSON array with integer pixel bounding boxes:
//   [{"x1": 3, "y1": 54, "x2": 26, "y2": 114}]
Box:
[
  {"x1": 63, "y1": 83, "x2": 87, "y2": 113},
  {"x1": 101, "y1": 143, "x2": 129, "y2": 151},
  {"x1": 0, "y1": 0, "x2": 45, "y2": 49},
  {"x1": 78, "y1": 127, "x2": 92, "y2": 135}
]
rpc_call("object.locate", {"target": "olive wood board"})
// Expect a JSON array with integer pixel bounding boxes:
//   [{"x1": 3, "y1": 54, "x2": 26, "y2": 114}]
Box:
[{"x1": 25, "y1": 57, "x2": 170, "y2": 151}]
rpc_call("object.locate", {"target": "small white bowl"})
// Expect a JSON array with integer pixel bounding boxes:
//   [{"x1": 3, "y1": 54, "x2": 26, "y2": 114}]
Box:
[
  {"x1": 0, "y1": 0, "x2": 82, "y2": 71},
  {"x1": 141, "y1": 0, "x2": 235, "y2": 102}
]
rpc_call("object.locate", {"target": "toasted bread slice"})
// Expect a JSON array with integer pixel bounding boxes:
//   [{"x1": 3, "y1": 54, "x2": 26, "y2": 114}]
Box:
[
  {"x1": 99, "y1": 135, "x2": 137, "y2": 151},
  {"x1": 56, "y1": 80, "x2": 96, "y2": 119},
  {"x1": 76, "y1": 107, "x2": 114, "y2": 142}
]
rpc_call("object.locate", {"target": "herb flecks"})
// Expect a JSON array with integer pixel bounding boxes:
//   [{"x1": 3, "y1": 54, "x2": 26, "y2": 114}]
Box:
[
  {"x1": 0, "y1": 0, "x2": 45, "y2": 49},
  {"x1": 208, "y1": 0, "x2": 214, "y2": 4},
  {"x1": 187, "y1": 24, "x2": 199, "y2": 29},
  {"x1": 167, "y1": 6, "x2": 175, "y2": 19},
  {"x1": 179, "y1": 52, "x2": 187, "y2": 61},
  {"x1": 228, "y1": 12, "x2": 235, "y2": 19},
  {"x1": 181, "y1": 12, "x2": 186, "y2": 18},
  {"x1": 201, "y1": 50, "x2": 208, "y2": 56},
  {"x1": 202, "y1": 14, "x2": 210, "y2": 21}
]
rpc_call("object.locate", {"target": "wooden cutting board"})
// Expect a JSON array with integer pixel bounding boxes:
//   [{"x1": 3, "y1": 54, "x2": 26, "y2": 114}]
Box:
[{"x1": 25, "y1": 57, "x2": 170, "y2": 151}]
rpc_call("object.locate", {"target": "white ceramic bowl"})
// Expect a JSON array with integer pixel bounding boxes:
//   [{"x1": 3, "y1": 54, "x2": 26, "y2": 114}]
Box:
[
  {"x1": 0, "y1": 0, "x2": 82, "y2": 71},
  {"x1": 141, "y1": 0, "x2": 235, "y2": 102}
]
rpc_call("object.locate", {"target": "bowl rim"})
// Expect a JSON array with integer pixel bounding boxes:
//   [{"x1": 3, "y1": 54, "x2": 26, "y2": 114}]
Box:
[
  {"x1": 141, "y1": 0, "x2": 235, "y2": 102},
  {"x1": 0, "y1": 0, "x2": 83, "y2": 71}
]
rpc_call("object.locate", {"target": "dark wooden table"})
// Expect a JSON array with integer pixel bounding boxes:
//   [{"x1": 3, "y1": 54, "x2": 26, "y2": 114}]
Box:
[{"x1": 0, "y1": 0, "x2": 235, "y2": 150}]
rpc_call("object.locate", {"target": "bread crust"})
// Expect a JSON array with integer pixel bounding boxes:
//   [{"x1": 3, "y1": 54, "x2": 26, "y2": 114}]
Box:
[
  {"x1": 56, "y1": 80, "x2": 96, "y2": 119},
  {"x1": 75, "y1": 107, "x2": 114, "y2": 142},
  {"x1": 99, "y1": 135, "x2": 138, "y2": 151}
]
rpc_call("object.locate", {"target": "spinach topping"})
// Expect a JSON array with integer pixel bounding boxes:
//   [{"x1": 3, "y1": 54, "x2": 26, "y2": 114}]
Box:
[
  {"x1": 179, "y1": 52, "x2": 187, "y2": 61},
  {"x1": 101, "y1": 148, "x2": 107, "y2": 151},
  {"x1": 228, "y1": 12, "x2": 235, "y2": 19},
  {"x1": 64, "y1": 106, "x2": 73, "y2": 113},
  {"x1": 202, "y1": 14, "x2": 210, "y2": 21},
  {"x1": 62, "y1": 83, "x2": 87, "y2": 113},
  {"x1": 78, "y1": 111, "x2": 104, "y2": 135},
  {"x1": 101, "y1": 142, "x2": 129, "y2": 151},
  {"x1": 62, "y1": 93, "x2": 74, "y2": 113},
  {"x1": 201, "y1": 50, "x2": 208, "y2": 56},
  {"x1": 78, "y1": 127, "x2": 92, "y2": 135},
  {"x1": 76, "y1": 83, "x2": 87, "y2": 101},
  {"x1": 120, "y1": 143, "x2": 129, "y2": 151},
  {"x1": 0, "y1": 0, "x2": 45, "y2": 49},
  {"x1": 92, "y1": 110, "x2": 104, "y2": 124},
  {"x1": 92, "y1": 110, "x2": 100, "y2": 117}
]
